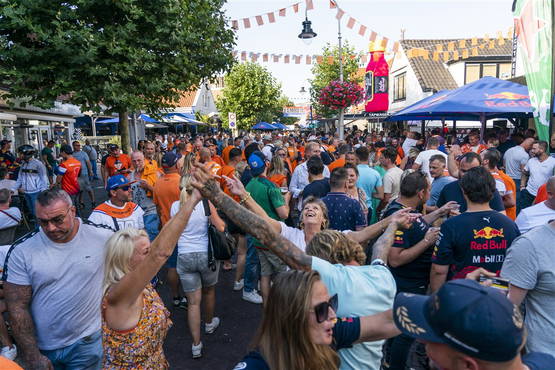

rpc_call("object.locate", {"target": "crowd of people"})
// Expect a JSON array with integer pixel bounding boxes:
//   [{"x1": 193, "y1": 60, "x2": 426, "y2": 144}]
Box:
[{"x1": 0, "y1": 124, "x2": 553, "y2": 369}]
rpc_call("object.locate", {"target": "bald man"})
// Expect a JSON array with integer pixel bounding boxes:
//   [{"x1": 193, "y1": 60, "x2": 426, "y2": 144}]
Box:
[
  {"x1": 130, "y1": 150, "x2": 161, "y2": 241},
  {"x1": 515, "y1": 176, "x2": 555, "y2": 233},
  {"x1": 200, "y1": 147, "x2": 221, "y2": 175}
]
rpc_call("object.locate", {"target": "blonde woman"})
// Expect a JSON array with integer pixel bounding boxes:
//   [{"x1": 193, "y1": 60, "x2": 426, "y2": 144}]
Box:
[
  {"x1": 267, "y1": 154, "x2": 288, "y2": 188},
  {"x1": 102, "y1": 187, "x2": 201, "y2": 368},
  {"x1": 170, "y1": 174, "x2": 225, "y2": 358},
  {"x1": 178, "y1": 152, "x2": 196, "y2": 176}
]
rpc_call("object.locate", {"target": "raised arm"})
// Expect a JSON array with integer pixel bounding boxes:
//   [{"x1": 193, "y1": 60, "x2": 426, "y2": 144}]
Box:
[
  {"x1": 356, "y1": 309, "x2": 400, "y2": 343},
  {"x1": 4, "y1": 283, "x2": 52, "y2": 369},
  {"x1": 194, "y1": 164, "x2": 311, "y2": 271},
  {"x1": 106, "y1": 191, "x2": 200, "y2": 308},
  {"x1": 348, "y1": 208, "x2": 414, "y2": 245}
]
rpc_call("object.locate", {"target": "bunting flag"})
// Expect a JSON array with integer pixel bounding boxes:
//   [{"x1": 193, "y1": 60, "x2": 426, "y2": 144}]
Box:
[
  {"x1": 347, "y1": 17, "x2": 356, "y2": 29},
  {"x1": 433, "y1": 51, "x2": 440, "y2": 61},
  {"x1": 462, "y1": 49, "x2": 470, "y2": 59},
  {"x1": 273, "y1": 54, "x2": 280, "y2": 62},
  {"x1": 380, "y1": 37, "x2": 389, "y2": 49},
  {"x1": 358, "y1": 25, "x2": 367, "y2": 36},
  {"x1": 231, "y1": 20, "x2": 238, "y2": 30},
  {"x1": 306, "y1": 0, "x2": 314, "y2": 11},
  {"x1": 306, "y1": 55, "x2": 312, "y2": 64},
  {"x1": 255, "y1": 15, "x2": 263, "y2": 26},
  {"x1": 330, "y1": 0, "x2": 336, "y2": 8},
  {"x1": 459, "y1": 39, "x2": 466, "y2": 48},
  {"x1": 243, "y1": 18, "x2": 251, "y2": 29},
  {"x1": 267, "y1": 12, "x2": 275, "y2": 23},
  {"x1": 241, "y1": 51, "x2": 246, "y2": 61},
  {"x1": 279, "y1": 8, "x2": 286, "y2": 16},
  {"x1": 263, "y1": 53, "x2": 268, "y2": 62},
  {"x1": 336, "y1": 8, "x2": 345, "y2": 19},
  {"x1": 284, "y1": 55, "x2": 290, "y2": 64},
  {"x1": 316, "y1": 55, "x2": 323, "y2": 64},
  {"x1": 369, "y1": 31, "x2": 377, "y2": 42},
  {"x1": 447, "y1": 41, "x2": 455, "y2": 51},
  {"x1": 293, "y1": 3, "x2": 299, "y2": 13},
  {"x1": 392, "y1": 41, "x2": 400, "y2": 53}
]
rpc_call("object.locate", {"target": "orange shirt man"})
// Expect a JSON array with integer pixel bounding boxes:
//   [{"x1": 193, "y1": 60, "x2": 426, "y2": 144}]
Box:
[
  {"x1": 56, "y1": 145, "x2": 81, "y2": 196},
  {"x1": 153, "y1": 152, "x2": 181, "y2": 225},
  {"x1": 497, "y1": 170, "x2": 517, "y2": 220},
  {"x1": 104, "y1": 144, "x2": 132, "y2": 181}
]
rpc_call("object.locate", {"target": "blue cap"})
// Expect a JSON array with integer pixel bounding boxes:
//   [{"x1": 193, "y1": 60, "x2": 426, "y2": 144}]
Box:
[
  {"x1": 248, "y1": 151, "x2": 267, "y2": 176},
  {"x1": 162, "y1": 151, "x2": 178, "y2": 168},
  {"x1": 106, "y1": 174, "x2": 134, "y2": 191},
  {"x1": 393, "y1": 279, "x2": 524, "y2": 362}
]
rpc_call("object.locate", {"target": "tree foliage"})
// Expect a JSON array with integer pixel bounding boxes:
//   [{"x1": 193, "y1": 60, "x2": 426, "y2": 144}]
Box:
[
  {"x1": 216, "y1": 62, "x2": 283, "y2": 130},
  {"x1": 0, "y1": 0, "x2": 235, "y2": 151},
  {"x1": 309, "y1": 42, "x2": 362, "y2": 118}
]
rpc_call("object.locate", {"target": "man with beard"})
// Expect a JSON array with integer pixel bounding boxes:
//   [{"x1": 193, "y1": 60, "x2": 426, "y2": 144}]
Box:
[{"x1": 520, "y1": 141, "x2": 555, "y2": 210}]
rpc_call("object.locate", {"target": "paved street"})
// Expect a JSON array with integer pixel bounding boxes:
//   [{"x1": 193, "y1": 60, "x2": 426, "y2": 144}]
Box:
[{"x1": 14, "y1": 178, "x2": 262, "y2": 369}]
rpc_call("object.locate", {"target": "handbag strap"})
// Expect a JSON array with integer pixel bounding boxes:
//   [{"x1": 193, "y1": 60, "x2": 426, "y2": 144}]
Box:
[
  {"x1": 202, "y1": 199, "x2": 217, "y2": 271},
  {"x1": 0, "y1": 209, "x2": 20, "y2": 224},
  {"x1": 111, "y1": 217, "x2": 120, "y2": 231}
]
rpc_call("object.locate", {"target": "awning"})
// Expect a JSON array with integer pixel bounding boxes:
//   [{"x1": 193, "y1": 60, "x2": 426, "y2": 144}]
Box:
[
  {"x1": 0, "y1": 113, "x2": 17, "y2": 121},
  {"x1": 1, "y1": 110, "x2": 75, "y2": 123}
]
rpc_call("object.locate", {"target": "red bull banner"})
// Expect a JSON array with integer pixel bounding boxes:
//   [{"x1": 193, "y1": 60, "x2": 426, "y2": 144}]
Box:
[
  {"x1": 513, "y1": 0, "x2": 553, "y2": 142},
  {"x1": 364, "y1": 49, "x2": 389, "y2": 112}
]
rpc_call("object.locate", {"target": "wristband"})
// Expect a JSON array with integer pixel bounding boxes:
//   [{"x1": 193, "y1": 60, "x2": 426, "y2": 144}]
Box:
[{"x1": 239, "y1": 192, "x2": 251, "y2": 205}]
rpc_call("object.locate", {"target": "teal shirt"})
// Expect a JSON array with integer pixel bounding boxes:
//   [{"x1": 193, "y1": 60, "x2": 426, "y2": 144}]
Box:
[{"x1": 246, "y1": 176, "x2": 285, "y2": 247}]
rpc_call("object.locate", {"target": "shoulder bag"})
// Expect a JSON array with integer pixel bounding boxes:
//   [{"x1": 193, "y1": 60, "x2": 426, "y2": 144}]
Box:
[{"x1": 202, "y1": 199, "x2": 235, "y2": 271}]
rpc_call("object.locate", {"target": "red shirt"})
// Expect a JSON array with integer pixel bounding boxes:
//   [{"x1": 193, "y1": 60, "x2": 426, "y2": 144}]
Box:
[{"x1": 59, "y1": 157, "x2": 81, "y2": 195}]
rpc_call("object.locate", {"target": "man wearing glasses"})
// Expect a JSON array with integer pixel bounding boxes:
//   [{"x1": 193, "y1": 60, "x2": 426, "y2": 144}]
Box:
[
  {"x1": 3, "y1": 188, "x2": 114, "y2": 369},
  {"x1": 88, "y1": 174, "x2": 144, "y2": 231}
]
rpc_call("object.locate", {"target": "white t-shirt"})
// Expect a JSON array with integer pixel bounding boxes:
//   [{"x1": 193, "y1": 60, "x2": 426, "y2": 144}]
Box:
[
  {"x1": 279, "y1": 222, "x2": 353, "y2": 252},
  {"x1": 525, "y1": 157, "x2": 555, "y2": 196},
  {"x1": 88, "y1": 200, "x2": 145, "y2": 231},
  {"x1": 170, "y1": 201, "x2": 209, "y2": 254},
  {"x1": 515, "y1": 202, "x2": 555, "y2": 233},
  {"x1": 414, "y1": 149, "x2": 447, "y2": 180},
  {"x1": 383, "y1": 167, "x2": 404, "y2": 200},
  {"x1": 5, "y1": 219, "x2": 113, "y2": 350},
  {"x1": 504, "y1": 145, "x2": 529, "y2": 180},
  {"x1": 312, "y1": 257, "x2": 396, "y2": 370},
  {"x1": 0, "y1": 207, "x2": 21, "y2": 229},
  {"x1": 401, "y1": 138, "x2": 417, "y2": 156}
]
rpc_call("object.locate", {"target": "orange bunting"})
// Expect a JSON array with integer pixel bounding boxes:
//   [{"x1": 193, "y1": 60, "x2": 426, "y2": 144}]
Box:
[
  {"x1": 471, "y1": 47, "x2": 478, "y2": 56},
  {"x1": 267, "y1": 12, "x2": 275, "y2": 23},
  {"x1": 347, "y1": 17, "x2": 356, "y2": 29},
  {"x1": 392, "y1": 42, "x2": 400, "y2": 53},
  {"x1": 459, "y1": 39, "x2": 466, "y2": 48},
  {"x1": 255, "y1": 15, "x2": 263, "y2": 26},
  {"x1": 306, "y1": 55, "x2": 312, "y2": 64},
  {"x1": 447, "y1": 41, "x2": 455, "y2": 51},
  {"x1": 433, "y1": 51, "x2": 439, "y2": 61},
  {"x1": 243, "y1": 18, "x2": 251, "y2": 28},
  {"x1": 317, "y1": 55, "x2": 324, "y2": 64},
  {"x1": 462, "y1": 49, "x2": 469, "y2": 59}
]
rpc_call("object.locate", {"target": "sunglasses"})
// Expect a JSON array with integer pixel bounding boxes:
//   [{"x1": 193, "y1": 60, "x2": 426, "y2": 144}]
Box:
[
  {"x1": 278, "y1": 153, "x2": 287, "y2": 157},
  {"x1": 118, "y1": 185, "x2": 131, "y2": 191},
  {"x1": 312, "y1": 294, "x2": 338, "y2": 323},
  {"x1": 37, "y1": 208, "x2": 71, "y2": 227}
]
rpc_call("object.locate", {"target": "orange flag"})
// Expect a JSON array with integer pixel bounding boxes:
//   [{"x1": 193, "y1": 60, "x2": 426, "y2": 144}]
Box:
[
  {"x1": 267, "y1": 12, "x2": 275, "y2": 23},
  {"x1": 243, "y1": 18, "x2": 251, "y2": 28},
  {"x1": 255, "y1": 15, "x2": 263, "y2": 26}
]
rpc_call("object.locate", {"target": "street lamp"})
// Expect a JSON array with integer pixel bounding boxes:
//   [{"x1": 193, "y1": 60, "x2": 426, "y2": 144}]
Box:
[{"x1": 297, "y1": 1, "x2": 345, "y2": 139}]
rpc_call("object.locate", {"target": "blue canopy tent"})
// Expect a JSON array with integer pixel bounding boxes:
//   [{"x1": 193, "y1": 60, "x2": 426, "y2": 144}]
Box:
[
  {"x1": 386, "y1": 76, "x2": 534, "y2": 139},
  {"x1": 252, "y1": 122, "x2": 278, "y2": 130},
  {"x1": 272, "y1": 122, "x2": 288, "y2": 130}
]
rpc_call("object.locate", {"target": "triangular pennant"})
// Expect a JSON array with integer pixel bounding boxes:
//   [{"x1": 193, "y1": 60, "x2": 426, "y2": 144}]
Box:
[
  {"x1": 358, "y1": 25, "x2": 367, "y2": 36},
  {"x1": 243, "y1": 18, "x2": 251, "y2": 29},
  {"x1": 479, "y1": 43, "x2": 486, "y2": 49},
  {"x1": 267, "y1": 12, "x2": 275, "y2": 23},
  {"x1": 336, "y1": 8, "x2": 345, "y2": 20},
  {"x1": 462, "y1": 49, "x2": 469, "y2": 59},
  {"x1": 279, "y1": 8, "x2": 286, "y2": 16},
  {"x1": 488, "y1": 40, "x2": 495, "y2": 49},
  {"x1": 255, "y1": 15, "x2": 264, "y2": 26},
  {"x1": 497, "y1": 38, "x2": 506, "y2": 46},
  {"x1": 306, "y1": 0, "x2": 314, "y2": 11},
  {"x1": 347, "y1": 17, "x2": 356, "y2": 29},
  {"x1": 436, "y1": 44, "x2": 443, "y2": 52}
]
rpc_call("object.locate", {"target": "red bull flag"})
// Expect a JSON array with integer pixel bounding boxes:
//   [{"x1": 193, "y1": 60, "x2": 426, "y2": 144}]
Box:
[{"x1": 513, "y1": 0, "x2": 553, "y2": 142}]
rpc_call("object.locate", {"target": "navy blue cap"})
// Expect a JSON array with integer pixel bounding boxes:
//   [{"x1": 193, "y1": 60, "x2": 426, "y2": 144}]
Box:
[
  {"x1": 162, "y1": 151, "x2": 178, "y2": 168},
  {"x1": 393, "y1": 279, "x2": 524, "y2": 362},
  {"x1": 106, "y1": 174, "x2": 135, "y2": 191},
  {"x1": 248, "y1": 151, "x2": 267, "y2": 176}
]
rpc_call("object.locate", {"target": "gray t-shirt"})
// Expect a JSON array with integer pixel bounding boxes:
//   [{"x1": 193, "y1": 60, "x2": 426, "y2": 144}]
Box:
[
  {"x1": 427, "y1": 176, "x2": 456, "y2": 207},
  {"x1": 83, "y1": 145, "x2": 97, "y2": 162},
  {"x1": 72, "y1": 150, "x2": 90, "y2": 177},
  {"x1": 130, "y1": 172, "x2": 157, "y2": 216},
  {"x1": 4, "y1": 219, "x2": 113, "y2": 350},
  {"x1": 501, "y1": 224, "x2": 555, "y2": 356}
]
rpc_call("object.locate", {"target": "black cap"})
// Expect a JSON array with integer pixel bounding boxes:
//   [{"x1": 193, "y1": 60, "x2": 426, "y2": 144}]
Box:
[
  {"x1": 60, "y1": 144, "x2": 73, "y2": 154},
  {"x1": 0, "y1": 139, "x2": 11, "y2": 146}
]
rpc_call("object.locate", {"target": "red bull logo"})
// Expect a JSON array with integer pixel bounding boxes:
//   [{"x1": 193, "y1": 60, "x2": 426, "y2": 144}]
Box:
[
  {"x1": 484, "y1": 92, "x2": 531, "y2": 108},
  {"x1": 485, "y1": 92, "x2": 529, "y2": 100},
  {"x1": 473, "y1": 227, "x2": 504, "y2": 239}
]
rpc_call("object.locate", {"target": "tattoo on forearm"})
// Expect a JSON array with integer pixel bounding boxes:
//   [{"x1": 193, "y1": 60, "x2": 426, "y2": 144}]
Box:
[
  {"x1": 4, "y1": 283, "x2": 41, "y2": 360},
  {"x1": 202, "y1": 180, "x2": 311, "y2": 270},
  {"x1": 372, "y1": 223, "x2": 397, "y2": 263}
]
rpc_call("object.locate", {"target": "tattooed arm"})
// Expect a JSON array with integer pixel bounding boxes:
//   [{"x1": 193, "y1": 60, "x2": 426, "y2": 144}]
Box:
[
  {"x1": 371, "y1": 222, "x2": 399, "y2": 264},
  {"x1": 193, "y1": 164, "x2": 312, "y2": 271},
  {"x1": 4, "y1": 283, "x2": 52, "y2": 369}
]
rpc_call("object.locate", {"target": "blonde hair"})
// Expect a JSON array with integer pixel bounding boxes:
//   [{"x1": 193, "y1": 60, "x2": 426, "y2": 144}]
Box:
[
  {"x1": 179, "y1": 174, "x2": 193, "y2": 208},
  {"x1": 300, "y1": 196, "x2": 329, "y2": 230},
  {"x1": 268, "y1": 153, "x2": 286, "y2": 177},
  {"x1": 180, "y1": 152, "x2": 196, "y2": 176},
  {"x1": 103, "y1": 228, "x2": 149, "y2": 294},
  {"x1": 255, "y1": 270, "x2": 340, "y2": 370},
  {"x1": 306, "y1": 230, "x2": 366, "y2": 265}
]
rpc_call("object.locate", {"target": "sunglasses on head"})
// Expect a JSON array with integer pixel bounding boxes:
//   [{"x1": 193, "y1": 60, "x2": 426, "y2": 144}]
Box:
[{"x1": 312, "y1": 294, "x2": 338, "y2": 323}]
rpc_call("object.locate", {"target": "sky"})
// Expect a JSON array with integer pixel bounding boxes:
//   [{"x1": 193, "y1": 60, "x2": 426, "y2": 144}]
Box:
[{"x1": 222, "y1": 0, "x2": 515, "y2": 103}]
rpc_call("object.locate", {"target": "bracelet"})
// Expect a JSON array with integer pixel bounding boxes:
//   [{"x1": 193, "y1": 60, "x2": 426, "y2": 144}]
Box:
[{"x1": 239, "y1": 192, "x2": 251, "y2": 205}]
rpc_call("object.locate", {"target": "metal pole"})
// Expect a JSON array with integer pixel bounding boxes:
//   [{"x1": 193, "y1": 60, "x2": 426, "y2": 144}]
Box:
[
  {"x1": 337, "y1": 6, "x2": 345, "y2": 140},
  {"x1": 549, "y1": 1, "x2": 555, "y2": 152}
]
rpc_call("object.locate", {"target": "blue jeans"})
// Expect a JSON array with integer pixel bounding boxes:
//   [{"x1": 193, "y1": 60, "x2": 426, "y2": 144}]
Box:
[
  {"x1": 90, "y1": 160, "x2": 99, "y2": 179},
  {"x1": 24, "y1": 191, "x2": 41, "y2": 217},
  {"x1": 41, "y1": 330, "x2": 102, "y2": 370},
  {"x1": 243, "y1": 235, "x2": 260, "y2": 293},
  {"x1": 143, "y1": 213, "x2": 160, "y2": 241}
]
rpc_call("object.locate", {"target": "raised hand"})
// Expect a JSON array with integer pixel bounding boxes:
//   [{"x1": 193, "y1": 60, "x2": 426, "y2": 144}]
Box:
[
  {"x1": 191, "y1": 162, "x2": 221, "y2": 199},
  {"x1": 390, "y1": 208, "x2": 417, "y2": 229},
  {"x1": 223, "y1": 175, "x2": 247, "y2": 197}
]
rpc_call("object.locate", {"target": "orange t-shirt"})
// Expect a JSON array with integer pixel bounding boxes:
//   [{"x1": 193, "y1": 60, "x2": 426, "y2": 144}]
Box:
[
  {"x1": 0, "y1": 357, "x2": 22, "y2": 369},
  {"x1": 461, "y1": 143, "x2": 487, "y2": 154},
  {"x1": 59, "y1": 157, "x2": 81, "y2": 195},
  {"x1": 222, "y1": 145, "x2": 235, "y2": 164},
  {"x1": 153, "y1": 172, "x2": 181, "y2": 225},
  {"x1": 105, "y1": 154, "x2": 132, "y2": 177},
  {"x1": 328, "y1": 158, "x2": 346, "y2": 172},
  {"x1": 534, "y1": 183, "x2": 548, "y2": 204},
  {"x1": 218, "y1": 165, "x2": 240, "y2": 202},
  {"x1": 269, "y1": 173, "x2": 287, "y2": 187},
  {"x1": 212, "y1": 155, "x2": 225, "y2": 168},
  {"x1": 498, "y1": 170, "x2": 517, "y2": 220}
]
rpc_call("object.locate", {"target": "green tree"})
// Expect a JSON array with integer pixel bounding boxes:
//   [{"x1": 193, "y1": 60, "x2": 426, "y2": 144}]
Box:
[
  {"x1": 217, "y1": 62, "x2": 282, "y2": 130},
  {"x1": 309, "y1": 42, "x2": 362, "y2": 118},
  {"x1": 273, "y1": 95, "x2": 298, "y2": 126},
  {"x1": 0, "y1": 0, "x2": 235, "y2": 153}
]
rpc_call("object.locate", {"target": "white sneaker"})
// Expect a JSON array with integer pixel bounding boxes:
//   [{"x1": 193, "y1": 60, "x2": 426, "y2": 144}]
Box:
[
  {"x1": 233, "y1": 279, "x2": 244, "y2": 291},
  {"x1": 205, "y1": 317, "x2": 220, "y2": 334},
  {"x1": 0, "y1": 344, "x2": 16, "y2": 361},
  {"x1": 192, "y1": 342, "x2": 202, "y2": 359},
  {"x1": 242, "y1": 290, "x2": 263, "y2": 304}
]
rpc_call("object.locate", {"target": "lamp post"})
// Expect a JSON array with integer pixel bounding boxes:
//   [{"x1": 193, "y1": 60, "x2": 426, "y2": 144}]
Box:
[{"x1": 297, "y1": 1, "x2": 345, "y2": 140}]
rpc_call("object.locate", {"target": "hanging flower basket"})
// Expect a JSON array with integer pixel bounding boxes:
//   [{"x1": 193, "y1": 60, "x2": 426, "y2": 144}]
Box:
[{"x1": 319, "y1": 80, "x2": 364, "y2": 110}]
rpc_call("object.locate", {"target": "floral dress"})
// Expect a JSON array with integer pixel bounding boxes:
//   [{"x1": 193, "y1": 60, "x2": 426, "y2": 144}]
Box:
[{"x1": 102, "y1": 284, "x2": 172, "y2": 369}]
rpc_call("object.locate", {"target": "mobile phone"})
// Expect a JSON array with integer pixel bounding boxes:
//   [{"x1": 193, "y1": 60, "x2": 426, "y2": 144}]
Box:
[{"x1": 479, "y1": 275, "x2": 509, "y2": 292}]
